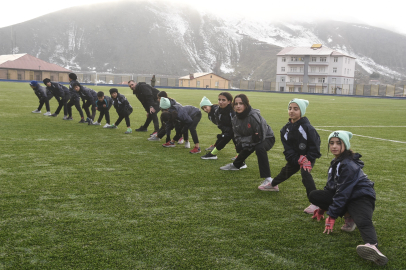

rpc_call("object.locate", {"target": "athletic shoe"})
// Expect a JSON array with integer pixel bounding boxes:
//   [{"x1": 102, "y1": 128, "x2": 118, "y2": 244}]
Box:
[
  {"x1": 205, "y1": 145, "x2": 215, "y2": 151},
  {"x1": 356, "y1": 243, "x2": 388, "y2": 266},
  {"x1": 162, "y1": 141, "x2": 175, "y2": 147},
  {"x1": 201, "y1": 152, "x2": 218, "y2": 160},
  {"x1": 103, "y1": 124, "x2": 110, "y2": 128},
  {"x1": 67, "y1": 116, "x2": 73, "y2": 120},
  {"x1": 258, "y1": 178, "x2": 278, "y2": 191},
  {"x1": 125, "y1": 128, "x2": 132, "y2": 134},
  {"x1": 88, "y1": 119, "x2": 93, "y2": 125},
  {"x1": 148, "y1": 136, "x2": 160, "y2": 141},
  {"x1": 178, "y1": 137, "x2": 184, "y2": 144},
  {"x1": 304, "y1": 204, "x2": 319, "y2": 214},
  {"x1": 150, "y1": 131, "x2": 157, "y2": 137},
  {"x1": 135, "y1": 126, "x2": 148, "y2": 132},
  {"x1": 109, "y1": 125, "x2": 118, "y2": 129},
  {"x1": 92, "y1": 121, "x2": 101, "y2": 125},
  {"x1": 189, "y1": 147, "x2": 201, "y2": 154},
  {"x1": 78, "y1": 118, "x2": 86, "y2": 123},
  {"x1": 341, "y1": 216, "x2": 357, "y2": 232},
  {"x1": 85, "y1": 117, "x2": 91, "y2": 123},
  {"x1": 220, "y1": 163, "x2": 240, "y2": 171},
  {"x1": 184, "y1": 141, "x2": 191, "y2": 148},
  {"x1": 50, "y1": 113, "x2": 58, "y2": 117},
  {"x1": 32, "y1": 109, "x2": 41, "y2": 113},
  {"x1": 62, "y1": 116, "x2": 68, "y2": 120},
  {"x1": 231, "y1": 155, "x2": 238, "y2": 161},
  {"x1": 240, "y1": 163, "x2": 248, "y2": 169},
  {"x1": 43, "y1": 111, "x2": 51, "y2": 116}
]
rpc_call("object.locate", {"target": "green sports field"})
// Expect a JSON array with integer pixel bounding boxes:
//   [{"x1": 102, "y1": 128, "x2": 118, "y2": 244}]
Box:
[{"x1": 0, "y1": 81, "x2": 405, "y2": 269}]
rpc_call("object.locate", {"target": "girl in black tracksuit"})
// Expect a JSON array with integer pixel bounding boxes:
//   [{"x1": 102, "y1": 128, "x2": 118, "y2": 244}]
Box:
[
  {"x1": 258, "y1": 98, "x2": 321, "y2": 215},
  {"x1": 309, "y1": 131, "x2": 388, "y2": 266},
  {"x1": 43, "y1": 78, "x2": 70, "y2": 118},
  {"x1": 200, "y1": 93, "x2": 236, "y2": 160},
  {"x1": 220, "y1": 94, "x2": 275, "y2": 183},
  {"x1": 109, "y1": 88, "x2": 133, "y2": 134},
  {"x1": 67, "y1": 74, "x2": 85, "y2": 121},
  {"x1": 72, "y1": 82, "x2": 98, "y2": 123}
]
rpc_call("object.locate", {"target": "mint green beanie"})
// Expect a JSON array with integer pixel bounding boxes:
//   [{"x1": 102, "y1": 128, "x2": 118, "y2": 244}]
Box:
[
  {"x1": 288, "y1": 98, "x2": 309, "y2": 117},
  {"x1": 160, "y1": 97, "x2": 171, "y2": 109},
  {"x1": 328, "y1": 130, "x2": 353, "y2": 150},
  {"x1": 200, "y1": 96, "x2": 213, "y2": 108}
]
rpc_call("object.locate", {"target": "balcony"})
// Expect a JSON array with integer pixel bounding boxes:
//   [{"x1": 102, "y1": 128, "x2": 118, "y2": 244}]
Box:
[
  {"x1": 287, "y1": 71, "x2": 304, "y2": 75},
  {"x1": 308, "y1": 61, "x2": 329, "y2": 65},
  {"x1": 308, "y1": 72, "x2": 328, "y2": 76}
]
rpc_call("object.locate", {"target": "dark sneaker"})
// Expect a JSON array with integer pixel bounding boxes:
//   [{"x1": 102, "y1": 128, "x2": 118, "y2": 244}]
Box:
[
  {"x1": 67, "y1": 116, "x2": 73, "y2": 120},
  {"x1": 78, "y1": 119, "x2": 86, "y2": 123},
  {"x1": 201, "y1": 152, "x2": 217, "y2": 160},
  {"x1": 189, "y1": 147, "x2": 201, "y2": 154},
  {"x1": 135, "y1": 126, "x2": 148, "y2": 132},
  {"x1": 85, "y1": 117, "x2": 91, "y2": 123},
  {"x1": 50, "y1": 113, "x2": 58, "y2": 117}
]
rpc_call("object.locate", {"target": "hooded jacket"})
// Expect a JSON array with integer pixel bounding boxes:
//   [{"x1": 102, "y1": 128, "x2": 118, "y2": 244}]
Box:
[
  {"x1": 46, "y1": 82, "x2": 70, "y2": 100},
  {"x1": 32, "y1": 85, "x2": 50, "y2": 100},
  {"x1": 232, "y1": 107, "x2": 274, "y2": 149},
  {"x1": 77, "y1": 86, "x2": 97, "y2": 104},
  {"x1": 207, "y1": 104, "x2": 219, "y2": 125},
  {"x1": 112, "y1": 93, "x2": 132, "y2": 115},
  {"x1": 96, "y1": 96, "x2": 113, "y2": 110},
  {"x1": 215, "y1": 104, "x2": 235, "y2": 134},
  {"x1": 325, "y1": 153, "x2": 376, "y2": 219},
  {"x1": 133, "y1": 82, "x2": 160, "y2": 111},
  {"x1": 165, "y1": 105, "x2": 199, "y2": 135},
  {"x1": 69, "y1": 80, "x2": 80, "y2": 101},
  {"x1": 280, "y1": 117, "x2": 321, "y2": 164}
]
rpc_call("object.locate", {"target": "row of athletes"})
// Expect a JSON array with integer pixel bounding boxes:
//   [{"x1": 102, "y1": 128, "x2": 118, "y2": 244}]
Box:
[{"x1": 29, "y1": 75, "x2": 387, "y2": 265}]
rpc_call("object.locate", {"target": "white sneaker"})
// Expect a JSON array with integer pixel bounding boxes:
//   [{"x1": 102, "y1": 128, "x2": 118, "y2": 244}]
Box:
[
  {"x1": 43, "y1": 111, "x2": 51, "y2": 116},
  {"x1": 304, "y1": 204, "x2": 319, "y2": 214},
  {"x1": 258, "y1": 178, "x2": 279, "y2": 191},
  {"x1": 356, "y1": 243, "x2": 388, "y2": 266},
  {"x1": 103, "y1": 124, "x2": 110, "y2": 128},
  {"x1": 178, "y1": 137, "x2": 184, "y2": 144},
  {"x1": 32, "y1": 109, "x2": 41, "y2": 113},
  {"x1": 185, "y1": 141, "x2": 191, "y2": 148},
  {"x1": 240, "y1": 163, "x2": 248, "y2": 169},
  {"x1": 92, "y1": 121, "x2": 101, "y2": 125},
  {"x1": 220, "y1": 163, "x2": 240, "y2": 171},
  {"x1": 148, "y1": 136, "x2": 160, "y2": 141}
]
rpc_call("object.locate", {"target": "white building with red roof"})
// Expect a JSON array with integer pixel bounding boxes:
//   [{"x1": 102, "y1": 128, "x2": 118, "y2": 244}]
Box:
[
  {"x1": 0, "y1": 53, "x2": 71, "y2": 82},
  {"x1": 276, "y1": 44, "x2": 356, "y2": 93}
]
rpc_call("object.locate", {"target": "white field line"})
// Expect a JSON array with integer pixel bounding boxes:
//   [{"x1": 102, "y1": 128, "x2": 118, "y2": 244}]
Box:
[
  {"x1": 316, "y1": 128, "x2": 406, "y2": 144},
  {"x1": 315, "y1": 126, "x2": 406, "y2": 128}
]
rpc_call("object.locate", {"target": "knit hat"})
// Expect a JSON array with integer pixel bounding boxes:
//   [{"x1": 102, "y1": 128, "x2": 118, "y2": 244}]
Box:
[
  {"x1": 109, "y1": 88, "x2": 118, "y2": 94},
  {"x1": 328, "y1": 130, "x2": 353, "y2": 150},
  {"x1": 288, "y1": 98, "x2": 309, "y2": 117},
  {"x1": 30, "y1": 81, "x2": 38, "y2": 87},
  {"x1": 43, "y1": 78, "x2": 51, "y2": 85},
  {"x1": 160, "y1": 97, "x2": 171, "y2": 109},
  {"x1": 72, "y1": 82, "x2": 81, "y2": 88},
  {"x1": 69, "y1": 73, "x2": 77, "y2": 80},
  {"x1": 200, "y1": 96, "x2": 212, "y2": 108}
]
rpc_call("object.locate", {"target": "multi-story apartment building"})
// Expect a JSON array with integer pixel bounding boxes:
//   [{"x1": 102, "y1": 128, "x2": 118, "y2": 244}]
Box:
[{"x1": 276, "y1": 44, "x2": 356, "y2": 94}]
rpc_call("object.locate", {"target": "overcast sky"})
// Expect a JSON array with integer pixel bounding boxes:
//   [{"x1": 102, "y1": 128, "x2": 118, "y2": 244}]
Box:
[{"x1": 2, "y1": 0, "x2": 406, "y2": 35}]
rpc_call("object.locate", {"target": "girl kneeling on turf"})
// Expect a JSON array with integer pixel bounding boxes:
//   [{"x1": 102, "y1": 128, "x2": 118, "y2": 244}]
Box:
[
  {"x1": 220, "y1": 94, "x2": 275, "y2": 185},
  {"x1": 309, "y1": 131, "x2": 388, "y2": 266}
]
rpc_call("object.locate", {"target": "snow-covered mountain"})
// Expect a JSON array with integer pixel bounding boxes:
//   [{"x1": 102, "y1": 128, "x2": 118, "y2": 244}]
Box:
[{"x1": 0, "y1": 0, "x2": 405, "y2": 85}]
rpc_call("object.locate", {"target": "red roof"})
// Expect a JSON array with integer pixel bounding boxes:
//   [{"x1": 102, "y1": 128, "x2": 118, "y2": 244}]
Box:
[{"x1": 0, "y1": 53, "x2": 71, "y2": 72}]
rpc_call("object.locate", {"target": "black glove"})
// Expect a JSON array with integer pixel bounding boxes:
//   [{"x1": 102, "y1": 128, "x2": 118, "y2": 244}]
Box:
[{"x1": 252, "y1": 133, "x2": 261, "y2": 143}]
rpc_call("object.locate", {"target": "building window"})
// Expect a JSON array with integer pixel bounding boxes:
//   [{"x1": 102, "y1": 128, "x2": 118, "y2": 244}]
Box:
[
  {"x1": 299, "y1": 77, "x2": 303, "y2": 82},
  {"x1": 334, "y1": 57, "x2": 338, "y2": 62},
  {"x1": 180, "y1": 81, "x2": 183, "y2": 86},
  {"x1": 310, "y1": 67, "x2": 316, "y2": 73},
  {"x1": 50, "y1": 75, "x2": 54, "y2": 81},
  {"x1": 197, "y1": 81, "x2": 200, "y2": 87},
  {"x1": 18, "y1": 74, "x2": 22, "y2": 80},
  {"x1": 319, "y1": 67, "x2": 325, "y2": 72},
  {"x1": 289, "y1": 77, "x2": 295, "y2": 82},
  {"x1": 282, "y1": 57, "x2": 286, "y2": 62},
  {"x1": 215, "y1": 81, "x2": 219, "y2": 87},
  {"x1": 311, "y1": 57, "x2": 316, "y2": 62},
  {"x1": 281, "y1": 67, "x2": 285, "y2": 72},
  {"x1": 290, "y1": 67, "x2": 297, "y2": 72},
  {"x1": 320, "y1": 57, "x2": 327, "y2": 62},
  {"x1": 281, "y1": 77, "x2": 285, "y2": 82},
  {"x1": 333, "y1": 67, "x2": 337, "y2": 73},
  {"x1": 299, "y1": 67, "x2": 304, "y2": 72},
  {"x1": 289, "y1": 87, "x2": 294, "y2": 92},
  {"x1": 188, "y1": 81, "x2": 190, "y2": 87},
  {"x1": 36, "y1": 75, "x2": 40, "y2": 80},
  {"x1": 332, "y1": 78, "x2": 336, "y2": 83},
  {"x1": 318, "y1": 77, "x2": 325, "y2": 83}
]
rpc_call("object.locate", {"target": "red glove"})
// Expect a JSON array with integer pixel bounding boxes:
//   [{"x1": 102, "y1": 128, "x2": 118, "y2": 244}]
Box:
[
  {"x1": 302, "y1": 160, "x2": 313, "y2": 172},
  {"x1": 323, "y1": 217, "x2": 335, "y2": 234},
  {"x1": 312, "y1": 208, "x2": 325, "y2": 221},
  {"x1": 298, "y1": 155, "x2": 308, "y2": 165}
]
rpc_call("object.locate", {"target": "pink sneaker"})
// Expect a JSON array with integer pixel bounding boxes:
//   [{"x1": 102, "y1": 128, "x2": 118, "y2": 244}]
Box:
[
  {"x1": 304, "y1": 204, "x2": 319, "y2": 214},
  {"x1": 356, "y1": 243, "x2": 388, "y2": 266},
  {"x1": 162, "y1": 142, "x2": 175, "y2": 147},
  {"x1": 189, "y1": 146, "x2": 201, "y2": 154},
  {"x1": 341, "y1": 216, "x2": 357, "y2": 232},
  {"x1": 178, "y1": 137, "x2": 184, "y2": 144},
  {"x1": 258, "y1": 179, "x2": 279, "y2": 191}
]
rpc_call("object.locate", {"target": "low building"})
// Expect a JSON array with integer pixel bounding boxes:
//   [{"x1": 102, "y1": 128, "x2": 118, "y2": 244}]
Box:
[
  {"x1": 276, "y1": 44, "x2": 356, "y2": 94},
  {"x1": 179, "y1": 73, "x2": 229, "y2": 89},
  {"x1": 0, "y1": 53, "x2": 71, "y2": 82}
]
